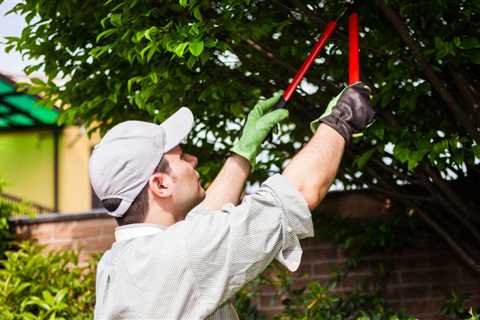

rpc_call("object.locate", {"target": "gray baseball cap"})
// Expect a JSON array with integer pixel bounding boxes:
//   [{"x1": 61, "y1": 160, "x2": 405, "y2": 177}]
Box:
[{"x1": 89, "y1": 107, "x2": 194, "y2": 217}]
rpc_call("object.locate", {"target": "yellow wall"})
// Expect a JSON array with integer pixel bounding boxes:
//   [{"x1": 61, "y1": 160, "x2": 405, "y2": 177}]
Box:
[
  {"x1": 0, "y1": 130, "x2": 55, "y2": 208},
  {"x1": 58, "y1": 126, "x2": 93, "y2": 212},
  {"x1": 0, "y1": 126, "x2": 97, "y2": 213}
]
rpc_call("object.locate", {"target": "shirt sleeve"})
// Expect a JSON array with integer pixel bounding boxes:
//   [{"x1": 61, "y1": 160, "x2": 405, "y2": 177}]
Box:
[{"x1": 183, "y1": 174, "x2": 314, "y2": 312}]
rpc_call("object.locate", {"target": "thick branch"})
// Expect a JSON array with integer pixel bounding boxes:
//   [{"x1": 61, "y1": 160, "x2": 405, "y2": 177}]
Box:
[
  {"x1": 446, "y1": 62, "x2": 480, "y2": 126},
  {"x1": 370, "y1": 156, "x2": 426, "y2": 186},
  {"x1": 375, "y1": 0, "x2": 480, "y2": 143},
  {"x1": 423, "y1": 165, "x2": 480, "y2": 225},
  {"x1": 365, "y1": 183, "x2": 434, "y2": 202},
  {"x1": 409, "y1": 203, "x2": 480, "y2": 276},
  {"x1": 355, "y1": 163, "x2": 480, "y2": 276},
  {"x1": 241, "y1": 37, "x2": 339, "y2": 96}
]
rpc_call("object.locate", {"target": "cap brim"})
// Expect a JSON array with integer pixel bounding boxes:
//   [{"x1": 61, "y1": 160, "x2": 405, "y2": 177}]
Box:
[{"x1": 161, "y1": 107, "x2": 194, "y2": 152}]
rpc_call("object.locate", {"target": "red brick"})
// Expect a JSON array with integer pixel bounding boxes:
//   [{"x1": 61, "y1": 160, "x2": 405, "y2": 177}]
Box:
[
  {"x1": 100, "y1": 220, "x2": 116, "y2": 235},
  {"x1": 293, "y1": 262, "x2": 312, "y2": 277},
  {"x1": 258, "y1": 308, "x2": 283, "y2": 318},
  {"x1": 429, "y1": 268, "x2": 460, "y2": 284},
  {"x1": 401, "y1": 270, "x2": 432, "y2": 284},
  {"x1": 75, "y1": 236, "x2": 114, "y2": 252},
  {"x1": 393, "y1": 256, "x2": 429, "y2": 270},
  {"x1": 430, "y1": 285, "x2": 456, "y2": 298},
  {"x1": 259, "y1": 294, "x2": 282, "y2": 308},
  {"x1": 290, "y1": 278, "x2": 314, "y2": 291},
  {"x1": 30, "y1": 224, "x2": 54, "y2": 241},
  {"x1": 312, "y1": 261, "x2": 339, "y2": 276},
  {"x1": 73, "y1": 225, "x2": 103, "y2": 239},
  {"x1": 53, "y1": 221, "x2": 77, "y2": 239},
  {"x1": 460, "y1": 269, "x2": 480, "y2": 284},
  {"x1": 44, "y1": 241, "x2": 74, "y2": 252},
  {"x1": 302, "y1": 247, "x2": 339, "y2": 262},
  {"x1": 396, "y1": 299, "x2": 433, "y2": 315},
  {"x1": 428, "y1": 254, "x2": 461, "y2": 268},
  {"x1": 340, "y1": 273, "x2": 371, "y2": 289},
  {"x1": 385, "y1": 285, "x2": 430, "y2": 300}
]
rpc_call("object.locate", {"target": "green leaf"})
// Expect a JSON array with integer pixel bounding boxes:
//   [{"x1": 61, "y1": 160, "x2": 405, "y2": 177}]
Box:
[
  {"x1": 473, "y1": 145, "x2": 480, "y2": 159},
  {"x1": 42, "y1": 290, "x2": 55, "y2": 305},
  {"x1": 393, "y1": 144, "x2": 410, "y2": 164},
  {"x1": 96, "y1": 29, "x2": 116, "y2": 42},
  {"x1": 461, "y1": 37, "x2": 480, "y2": 49},
  {"x1": 31, "y1": 78, "x2": 46, "y2": 86},
  {"x1": 179, "y1": 0, "x2": 188, "y2": 7},
  {"x1": 173, "y1": 42, "x2": 189, "y2": 57},
  {"x1": 193, "y1": 6, "x2": 202, "y2": 21},
  {"x1": 370, "y1": 122, "x2": 385, "y2": 140},
  {"x1": 189, "y1": 39, "x2": 204, "y2": 56},
  {"x1": 110, "y1": 13, "x2": 122, "y2": 27},
  {"x1": 356, "y1": 148, "x2": 376, "y2": 169},
  {"x1": 144, "y1": 27, "x2": 158, "y2": 41},
  {"x1": 466, "y1": 49, "x2": 480, "y2": 64}
]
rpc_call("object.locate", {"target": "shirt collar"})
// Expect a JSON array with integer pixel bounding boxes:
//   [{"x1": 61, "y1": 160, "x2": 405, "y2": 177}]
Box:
[{"x1": 115, "y1": 223, "x2": 167, "y2": 242}]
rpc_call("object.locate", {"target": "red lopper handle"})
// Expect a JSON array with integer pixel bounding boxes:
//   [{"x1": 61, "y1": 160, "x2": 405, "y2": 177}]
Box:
[
  {"x1": 278, "y1": 21, "x2": 337, "y2": 107},
  {"x1": 348, "y1": 12, "x2": 360, "y2": 85}
]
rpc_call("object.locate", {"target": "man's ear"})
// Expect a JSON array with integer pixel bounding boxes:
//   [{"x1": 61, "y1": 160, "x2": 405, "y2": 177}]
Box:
[{"x1": 148, "y1": 172, "x2": 173, "y2": 199}]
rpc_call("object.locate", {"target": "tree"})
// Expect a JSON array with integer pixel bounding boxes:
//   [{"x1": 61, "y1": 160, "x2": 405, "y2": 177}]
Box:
[{"x1": 3, "y1": 0, "x2": 480, "y2": 274}]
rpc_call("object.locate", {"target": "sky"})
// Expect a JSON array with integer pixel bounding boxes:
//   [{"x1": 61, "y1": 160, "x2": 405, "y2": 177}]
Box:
[{"x1": 0, "y1": 0, "x2": 44, "y2": 81}]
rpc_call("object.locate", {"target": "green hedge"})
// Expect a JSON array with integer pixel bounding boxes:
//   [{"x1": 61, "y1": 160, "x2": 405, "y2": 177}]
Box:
[{"x1": 0, "y1": 242, "x2": 96, "y2": 320}]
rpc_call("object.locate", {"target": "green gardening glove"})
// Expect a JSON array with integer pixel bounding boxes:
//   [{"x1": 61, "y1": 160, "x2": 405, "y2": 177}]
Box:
[{"x1": 231, "y1": 92, "x2": 289, "y2": 166}]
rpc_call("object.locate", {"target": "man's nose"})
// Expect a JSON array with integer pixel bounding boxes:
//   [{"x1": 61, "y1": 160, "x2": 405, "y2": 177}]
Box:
[{"x1": 184, "y1": 153, "x2": 198, "y2": 168}]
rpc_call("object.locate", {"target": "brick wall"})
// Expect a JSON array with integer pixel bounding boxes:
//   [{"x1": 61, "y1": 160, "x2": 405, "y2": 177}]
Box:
[
  {"x1": 257, "y1": 236, "x2": 480, "y2": 319},
  {"x1": 13, "y1": 210, "x2": 115, "y2": 259},
  {"x1": 10, "y1": 204, "x2": 480, "y2": 319}
]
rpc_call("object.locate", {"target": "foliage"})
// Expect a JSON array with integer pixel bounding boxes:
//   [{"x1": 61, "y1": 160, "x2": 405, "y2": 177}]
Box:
[
  {"x1": 0, "y1": 179, "x2": 31, "y2": 257},
  {"x1": 0, "y1": 179, "x2": 14, "y2": 255},
  {"x1": 234, "y1": 285, "x2": 267, "y2": 320},
  {"x1": 441, "y1": 292, "x2": 480, "y2": 320},
  {"x1": 235, "y1": 262, "x2": 416, "y2": 320},
  {"x1": 277, "y1": 282, "x2": 415, "y2": 320},
  {"x1": 0, "y1": 241, "x2": 96, "y2": 320},
  {"x1": 467, "y1": 310, "x2": 480, "y2": 320},
  {"x1": 315, "y1": 212, "x2": 417, "y2": 253}
]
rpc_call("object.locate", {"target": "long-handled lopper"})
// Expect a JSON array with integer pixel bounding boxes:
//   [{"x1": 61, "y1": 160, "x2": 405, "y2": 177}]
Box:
[{"x1": 273, "y1": 8, "x2": 361, "y2": 109}]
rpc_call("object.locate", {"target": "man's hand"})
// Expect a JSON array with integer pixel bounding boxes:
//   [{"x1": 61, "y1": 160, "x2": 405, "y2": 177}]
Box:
[
  {"x1": 202, "y1": 93, "x2": 288, "y2": 210},
  {"x1": 310, "y1": 82, "x2": 375, "y2": 144},
  {"x1": 231, "y1": 93, "x2": 289, "y2": 166}
]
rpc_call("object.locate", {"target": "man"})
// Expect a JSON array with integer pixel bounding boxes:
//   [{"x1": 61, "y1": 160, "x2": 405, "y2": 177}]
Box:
[{"x1": 90, "y1": 82, "x2": 374, "y2": 319}]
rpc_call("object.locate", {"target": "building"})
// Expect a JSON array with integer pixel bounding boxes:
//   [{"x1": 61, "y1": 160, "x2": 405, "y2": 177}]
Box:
[{"x1": 0, "y1": 74, "x2": 96, "y2": 213}]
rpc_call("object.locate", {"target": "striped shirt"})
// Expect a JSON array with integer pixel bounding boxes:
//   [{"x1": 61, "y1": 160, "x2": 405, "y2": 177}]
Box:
[{"x1": 94, "y1": 174, "x2": 313, "y2": 319}]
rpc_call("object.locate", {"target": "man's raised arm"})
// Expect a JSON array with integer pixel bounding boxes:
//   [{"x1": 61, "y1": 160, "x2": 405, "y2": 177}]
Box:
[
  {"x1": 283, "y1": 82, "x2": 374, "y2": 210},
  {"x1": 202, "y1": 93, "x2": 289, "y2": 210}
]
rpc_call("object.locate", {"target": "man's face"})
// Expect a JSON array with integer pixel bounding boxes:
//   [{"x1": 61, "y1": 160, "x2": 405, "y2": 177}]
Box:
[{"x1": 163, "y1": 145, "x2": 205, "y2": 216}]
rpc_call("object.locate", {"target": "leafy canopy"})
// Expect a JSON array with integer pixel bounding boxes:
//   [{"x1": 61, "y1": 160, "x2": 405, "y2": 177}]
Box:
[{"x1": 3, "y1": 0, "x2": 480, "y2": 270}]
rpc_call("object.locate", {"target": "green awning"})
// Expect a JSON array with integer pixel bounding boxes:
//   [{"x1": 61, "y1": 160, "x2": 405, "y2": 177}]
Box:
[{"x1": 0, "y1": 78, "x2": 59, "y2": 130}]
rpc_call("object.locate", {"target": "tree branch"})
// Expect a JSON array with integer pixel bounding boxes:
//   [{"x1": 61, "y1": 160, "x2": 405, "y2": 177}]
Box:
[
  {"x1": 446, "y1": 61, "x2": 480, "y2": 126},
  {"x1": 240, "y1": 37, "x2": 339, "y2": 96},
  {"x1": 375, "y1": 0, "x2": 480, "y2": 143},
  {"x1": 408, "y1": 203, "x2": 480, "y2": 276},
  {"x1": 365, "y1": 183, "x2": 434, "y2": 202},
  {"x1": 422, "y1": 164, "x2": 480, "y2": 225}
]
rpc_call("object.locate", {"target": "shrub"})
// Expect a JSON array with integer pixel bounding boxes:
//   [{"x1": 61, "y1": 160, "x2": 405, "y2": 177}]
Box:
[
  {"x1": 235, "y1": 261, "x2": 416, "y2": 320},
  {"x1": 0, "y1": 178, "x2": 36, "y2": 257},
  {"x1": 0, "y1": 241, "x2": 96, "y2": 320}
]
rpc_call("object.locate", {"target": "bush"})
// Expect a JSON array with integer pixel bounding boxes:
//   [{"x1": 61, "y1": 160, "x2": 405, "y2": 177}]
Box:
[
  {"x1": 0, "y1": 178, "x2": 37, "y2": 257},
  {"x1": 235, "y1": 262, "x2": 416, "y2": 320},
  {"x1": 0, "y1": 242, "x2": 96, "y2": 320}
]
